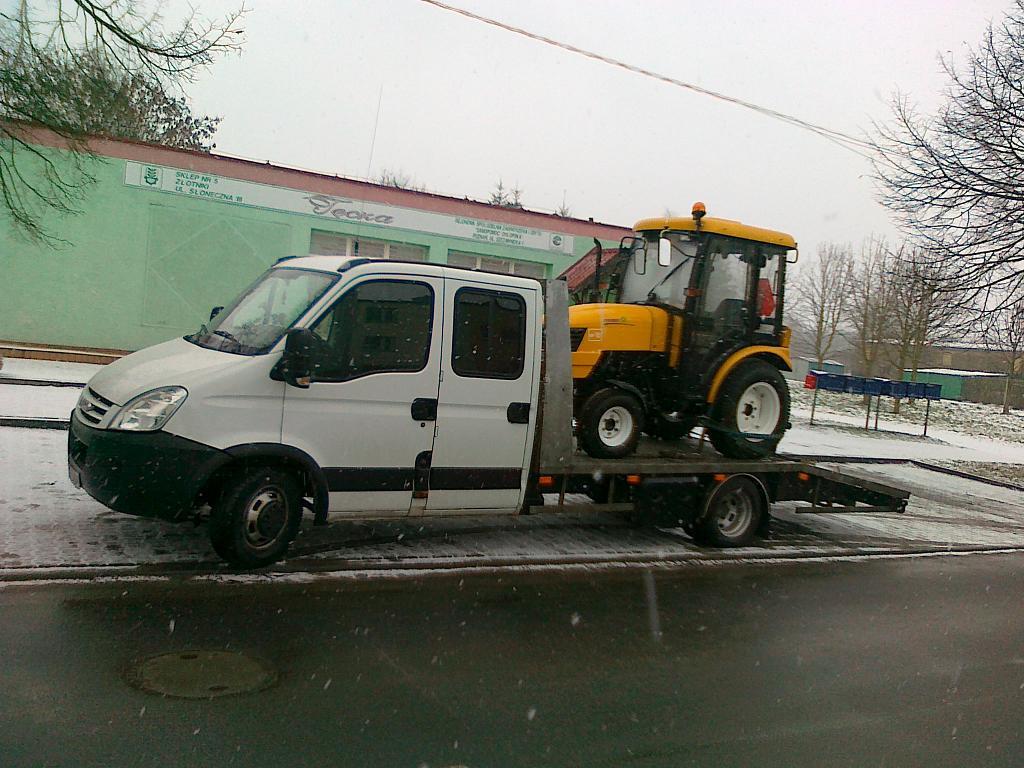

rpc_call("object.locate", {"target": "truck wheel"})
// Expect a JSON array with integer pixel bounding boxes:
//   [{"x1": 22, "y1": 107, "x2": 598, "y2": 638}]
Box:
[
  {"x1": 694, "y1": 476, "x2": 766, "y2": 547},
  {"x1": 578, "y1": 388, "x2": 644, "y2": 459},
  {"x1": 644, "y1": 412, "x2": 696, "y2": 441},
  {"x1": 208, "y1": 467, "x2": 303, "y2": 568},
  {"x1": 708, "y1": 360, "x2": 790, "y2": 459}
]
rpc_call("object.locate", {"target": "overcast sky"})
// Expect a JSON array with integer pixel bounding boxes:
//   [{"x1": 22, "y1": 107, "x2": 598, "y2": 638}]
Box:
[{"x1": 188, "y1": 0, "x2": 1011, "y2": 256}]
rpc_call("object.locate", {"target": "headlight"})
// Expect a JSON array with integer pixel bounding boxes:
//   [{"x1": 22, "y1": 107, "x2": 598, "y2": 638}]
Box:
[{"x1": 109, "y1": 387, "x2": 188, "y2": 431}]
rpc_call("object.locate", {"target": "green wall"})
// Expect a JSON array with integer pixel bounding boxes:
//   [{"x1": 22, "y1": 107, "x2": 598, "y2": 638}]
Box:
[{"x1": 1, "y1": 146, "x2": 612, "y2": 351}]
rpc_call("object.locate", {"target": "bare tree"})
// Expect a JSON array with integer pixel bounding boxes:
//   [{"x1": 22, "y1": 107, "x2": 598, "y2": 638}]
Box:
[
  {"x1": 1, "y1": 0, "x2": 245, "y2": 242},
  {"x1": 982, "y1": 294, "x2": 1024, "y2": 413},
  {"x1": 848, "y1": 237, "x2": 898, "y2": 378},
  {"x1": 872, "y1": 1, "x2": 1024, "y2": 306},
  {"x1": 789, "y1": 242, "x2": 854, "y2": 367},
  {"x1": 882, "y1": 244, "x2": 969, "y2": 411}
]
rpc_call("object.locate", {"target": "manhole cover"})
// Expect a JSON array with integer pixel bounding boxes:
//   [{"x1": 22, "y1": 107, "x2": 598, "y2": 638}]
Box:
[{"x1": 126, "y1": 651, "x2": 276, "y2": 699}]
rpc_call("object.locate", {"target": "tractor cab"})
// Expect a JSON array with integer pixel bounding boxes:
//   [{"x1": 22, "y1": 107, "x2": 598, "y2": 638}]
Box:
[{"x1": 568, "y1": 203, "x2": 798, "y2": 460}]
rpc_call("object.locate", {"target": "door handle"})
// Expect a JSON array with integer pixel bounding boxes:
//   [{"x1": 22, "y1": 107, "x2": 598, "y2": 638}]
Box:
[
  {"x1": 507, "y1": 402, "x2": 530, "y2": 424},
  {"x1": 411, "y1": 398, "x2": 438, "y2": 421}
]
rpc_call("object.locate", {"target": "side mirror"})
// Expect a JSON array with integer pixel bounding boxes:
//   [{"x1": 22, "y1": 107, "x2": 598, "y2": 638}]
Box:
[
  {"x1": 658, "y1": 237, "x2": 672, "y2": 268},
  {"x1": 209, "y1": 306, "x2": 224, "y2": 321},
  {"x1": 280, "y1": 328, "x2": 316, "y2": 388}
]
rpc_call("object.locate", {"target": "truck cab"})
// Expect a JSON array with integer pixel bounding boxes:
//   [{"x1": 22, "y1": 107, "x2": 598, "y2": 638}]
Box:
[{"x1": 68, "y1": 256, "x2": 542, "y2": 566}]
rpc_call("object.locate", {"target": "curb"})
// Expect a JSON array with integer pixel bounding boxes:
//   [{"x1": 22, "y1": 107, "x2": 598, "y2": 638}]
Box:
[
  {"x1": 0, "y1": 416, "x2": 69, "y2": 430},
  {"x1": 5, "y1": 543, "x2": 1024, "y2": 584},
  {"x1": 0, "y1": 377, "x2": 85, "y2": 388}
]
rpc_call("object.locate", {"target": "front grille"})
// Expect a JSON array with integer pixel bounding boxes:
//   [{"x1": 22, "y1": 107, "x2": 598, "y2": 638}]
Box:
[
  {"x1": 77, "y1": 387, "x2": 115, "y2": 425},
  {"x1": 569, "y1": 327, "x2": 586, "y2": 350}
]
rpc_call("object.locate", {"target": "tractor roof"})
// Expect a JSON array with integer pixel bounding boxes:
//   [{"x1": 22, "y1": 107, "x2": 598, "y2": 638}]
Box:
[{"x1": 633, "y1": 216, "x2": 797, "y2": 249}]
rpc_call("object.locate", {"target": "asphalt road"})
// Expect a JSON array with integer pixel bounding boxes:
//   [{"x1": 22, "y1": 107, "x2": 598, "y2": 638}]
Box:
[{"x1": 2, "y1": 553, "x2": 1023, "y2": 768}]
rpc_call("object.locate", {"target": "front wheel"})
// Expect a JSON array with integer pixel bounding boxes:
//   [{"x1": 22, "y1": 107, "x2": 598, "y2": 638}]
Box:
[
  {"x1": 577, "y1": 388, "x2": 644, "y2": 459},
  {"x1": 708, "y1": 360, "x2": 790, "y2": 459},
  {"x1": 208, "y1": 467, "x2": 303, "y2": 568}
]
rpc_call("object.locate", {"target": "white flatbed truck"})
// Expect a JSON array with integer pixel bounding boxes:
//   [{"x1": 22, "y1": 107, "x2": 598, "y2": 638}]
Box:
[{"x1": 68, "y1": 256, "x2": 908, "y2": 567}]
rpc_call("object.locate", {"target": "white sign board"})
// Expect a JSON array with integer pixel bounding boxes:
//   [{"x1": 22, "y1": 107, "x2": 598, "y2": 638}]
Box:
[{"x1": 124, "y1": 161, "x2": 574, "y2": 254}]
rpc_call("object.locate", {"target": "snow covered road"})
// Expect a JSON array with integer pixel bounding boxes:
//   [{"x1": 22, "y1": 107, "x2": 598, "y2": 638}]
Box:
[{"x1": 4, "y1": 426, "x2": 1024, "y2": 579}]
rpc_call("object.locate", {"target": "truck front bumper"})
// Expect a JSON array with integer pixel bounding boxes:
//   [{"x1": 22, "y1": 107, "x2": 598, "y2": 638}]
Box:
[{"x1": 67, "y1": 412, "x2": 227, "y2": 522}]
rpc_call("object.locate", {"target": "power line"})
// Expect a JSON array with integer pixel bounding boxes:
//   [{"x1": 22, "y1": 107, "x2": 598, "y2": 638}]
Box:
[{"x1": 417, "y1": 0, "x2": 877, "y2": 158}]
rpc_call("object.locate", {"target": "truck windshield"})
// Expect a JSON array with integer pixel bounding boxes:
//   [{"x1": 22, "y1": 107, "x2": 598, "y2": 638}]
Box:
[{"x1": 187, "y1": 267, "x2": 338, "y2": 355}]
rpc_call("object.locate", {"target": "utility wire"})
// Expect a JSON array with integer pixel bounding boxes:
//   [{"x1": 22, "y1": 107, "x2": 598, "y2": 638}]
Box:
[{"x1": 417, "y1": 0, "x2": 878, "y2": 159}]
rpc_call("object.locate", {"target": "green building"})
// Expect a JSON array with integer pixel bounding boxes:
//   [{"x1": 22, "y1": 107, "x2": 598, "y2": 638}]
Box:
[{"x1": 1, "y1": 129, "x2": 628, "y2": 353}]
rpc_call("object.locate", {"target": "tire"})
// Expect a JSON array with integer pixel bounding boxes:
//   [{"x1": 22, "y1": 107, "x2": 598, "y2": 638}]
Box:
[
  {"x1": 708, "y1": 360, "x2": 790, "y2": 459},
  {"x1": 208, "y1": 466, "x2": 303, "y2": 568},
  {"x1": 578, "y1": 388, "x2": 644, "y2": 459},
  {"x1": 693, "y1": 476, "x2": 766, "y2": 547},
  {"x1": 644, "y1": 412, "x2": 696, "y2": 441}
]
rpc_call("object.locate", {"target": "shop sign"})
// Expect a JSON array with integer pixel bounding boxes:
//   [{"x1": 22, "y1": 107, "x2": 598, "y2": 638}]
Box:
[{"x1": 124, "y1": 161, "x2": 574, "y2": 253}]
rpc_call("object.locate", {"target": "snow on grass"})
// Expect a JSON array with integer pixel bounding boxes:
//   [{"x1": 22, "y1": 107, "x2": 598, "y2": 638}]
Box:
[
  {"x1": 789, "y1": 380, "x2": 1024, "y2": 444},
  {"x1": 0, "y1": 385, "x2": 79, "y2": 419},
  {"x1": 0, "y1": 358, "x2": 99, "y2": 384}
]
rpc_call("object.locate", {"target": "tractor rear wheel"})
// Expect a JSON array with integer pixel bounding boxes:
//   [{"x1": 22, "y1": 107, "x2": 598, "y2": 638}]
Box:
[
  {"x1": 578, "y1": 388, "x2": 644, "y2": 459},
  {"x1": 708, "y1": 360, "x2": 790, "y2": 459}
]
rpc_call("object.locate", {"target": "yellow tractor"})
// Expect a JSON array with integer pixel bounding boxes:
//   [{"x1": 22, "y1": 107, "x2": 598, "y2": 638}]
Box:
[{"x1": 569, "y1": 203, "x2": 797, "y2": 459}]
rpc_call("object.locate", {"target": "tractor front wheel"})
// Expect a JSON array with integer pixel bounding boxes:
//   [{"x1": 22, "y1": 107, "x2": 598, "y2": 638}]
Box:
[{"x1": 578, "y1": 388, "x2": 644, "y2": 459}]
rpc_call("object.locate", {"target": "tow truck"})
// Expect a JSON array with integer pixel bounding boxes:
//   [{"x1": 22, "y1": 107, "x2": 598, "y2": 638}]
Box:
[{"x1": 68, "y1": 255, "x2": 908, "y2": 567}]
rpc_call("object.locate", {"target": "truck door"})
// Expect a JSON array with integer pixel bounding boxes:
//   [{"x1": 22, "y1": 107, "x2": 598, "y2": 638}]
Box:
[
  {"x1": 425, "y1": 275, "x2": 539, "y2": 512},
  {"x1": 281, "y1": 274, "x2": 442, "y2": 515}
]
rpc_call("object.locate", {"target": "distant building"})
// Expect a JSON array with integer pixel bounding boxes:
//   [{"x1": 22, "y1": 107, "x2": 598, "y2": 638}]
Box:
[
  {"x1": 1, "y1": 126, "x2": 629, "y2": 354},
  {"x1": 788, "y1": 356, "x2": 845, "y2": 381},
  {"x1": 907, "y1": 368, "x2": 1016, "y2": 405}
]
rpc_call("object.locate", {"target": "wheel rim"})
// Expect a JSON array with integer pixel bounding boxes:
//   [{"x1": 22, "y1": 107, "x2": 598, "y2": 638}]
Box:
[
  {"x1": 598, "y1": 405, "x2": 634, "y2": 447},
  {"x1": 735, "y1": 382, "x2": 781, "y2": 437},
  {"x1": 243, "y1": 486, "x2": 289, "y2": 550},
  {"x1": 715, "y1": 488, "x2": 754, "y2": 537}
]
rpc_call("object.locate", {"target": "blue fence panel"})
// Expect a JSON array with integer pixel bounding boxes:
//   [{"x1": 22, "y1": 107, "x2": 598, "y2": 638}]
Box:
[
  {"x1": 864, "y1": 379, "x2": 891, "y2": 396},
  {"x1": 906, "y1": 382, "x2": 928, "y2": 399},
  {"x1": 816, "y1": 372, "x2": 847, "y2": 392},
  {"x1": 845, "y1": 376, "x2": 867, "y2": 395},
  {"x1": 924, "y1": 383, "x2": 943, "y2": 401},
  {"x1": 889, "y1": 380, "x2": 908, "y2": 398}
]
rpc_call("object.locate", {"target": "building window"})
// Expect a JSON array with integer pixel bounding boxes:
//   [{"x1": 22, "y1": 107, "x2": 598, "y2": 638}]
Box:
[
  {"x1": 310, "y1": 280, "x2": 434, "y2": 381},
  {"x1": 447, "y1": 250, "x2": 548, "y2": 279},
  {"x1": 309, "y1": 230, "x2": 427, "y2": 261},
  {"x1": 452, "y1": 287, "x2": 526, "y2": 380}
]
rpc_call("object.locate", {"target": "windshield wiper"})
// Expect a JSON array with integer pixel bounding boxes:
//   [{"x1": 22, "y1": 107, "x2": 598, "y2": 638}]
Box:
[
  {"x1": 647, "y1": 255, "x2": 693, "y2": 301},
  {"x1": 213, "y1": 328, "x2": 243, "y2": 349}
]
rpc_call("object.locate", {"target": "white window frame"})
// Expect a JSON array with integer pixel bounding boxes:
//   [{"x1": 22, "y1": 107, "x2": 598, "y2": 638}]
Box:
[{"x1": 446, "y1": 250, "x2": 548, "y2": 278}]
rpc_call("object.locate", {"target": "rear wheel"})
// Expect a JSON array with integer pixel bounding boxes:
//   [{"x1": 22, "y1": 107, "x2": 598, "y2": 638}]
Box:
[
  {"x1": 578, "y1": 388, "x2": 644, "y2": 459},
  {"x1": 693, "y1": 476, "x2": 766, "y2": 547},
  {"x1": 708, "y1": 360, "x2": 790, "y2": 459},
  {"x1": 208, "y1": 467, "x2": 303, "y2": 568}
]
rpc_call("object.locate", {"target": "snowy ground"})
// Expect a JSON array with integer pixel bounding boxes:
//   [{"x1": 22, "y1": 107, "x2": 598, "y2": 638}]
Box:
[
  {"x1": 0, "y1": 358, "x2": 98, "y2": 384},
  {"x1": 3, "y1": 426, "x2": 1024, "y2": 577},
  {"x1": 790, "y1": 380, "x2": 1024, "y2": 444},
  {"x1": 2, "y1": 361, "x2": 1024, "y2": 577}
]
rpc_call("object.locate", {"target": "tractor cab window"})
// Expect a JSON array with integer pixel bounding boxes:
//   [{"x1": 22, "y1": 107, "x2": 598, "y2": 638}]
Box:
[
  {"x1": 701, "y1": 238, "x2": 754, "y2": 332},
  {"x1": 619, "y1": 233, "x2": 698, "y2": 307}
]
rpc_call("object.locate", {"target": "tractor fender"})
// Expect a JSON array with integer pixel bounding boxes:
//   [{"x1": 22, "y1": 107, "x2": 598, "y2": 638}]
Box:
[
  {"x1": 706, "y1": 347, "x2": 792, "y2": 404},
  {"x1": 604, "y1": 379, "x2": 650, "y2": 409}
]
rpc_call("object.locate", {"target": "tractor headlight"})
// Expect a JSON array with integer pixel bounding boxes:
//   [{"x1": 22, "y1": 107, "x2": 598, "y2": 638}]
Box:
[{"x1": 109, "y1": 387, "x2": 188, "y2": 432}]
